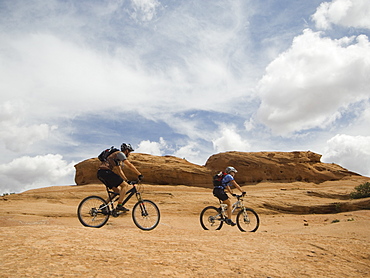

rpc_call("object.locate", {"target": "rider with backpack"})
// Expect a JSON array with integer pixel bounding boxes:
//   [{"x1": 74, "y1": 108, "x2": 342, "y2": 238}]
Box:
[
  {"x1": 97, "y1": 143, "x2": 143, "y2": 212},
  {"x1": 213, "y1": 166, "x2": 245, "y2": 226}
]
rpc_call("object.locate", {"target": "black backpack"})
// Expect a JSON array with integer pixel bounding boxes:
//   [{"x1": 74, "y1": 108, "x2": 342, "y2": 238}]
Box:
[
  {"x1": 213, "y1": 171, "x2": 227, "y2": 187},
  {"x1": 98, "y1": 146, "x2": 120, "y2": 162}
]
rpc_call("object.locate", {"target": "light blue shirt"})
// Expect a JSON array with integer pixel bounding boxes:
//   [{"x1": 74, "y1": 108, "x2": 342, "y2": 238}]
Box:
[{"x1": 221, "y1": 174, "x2": 234, "y2": 188}]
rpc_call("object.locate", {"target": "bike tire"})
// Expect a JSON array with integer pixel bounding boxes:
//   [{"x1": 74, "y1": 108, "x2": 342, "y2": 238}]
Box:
[
  {"x1": 200, "y1": 206, "x2": 224, "y2": 230},
  {"x1": 236, "y1": 208, "x2": 259, "y2": 232},
  {"x1": 132, "y1": 200, "x2": 160, "y2": 231},
  {"x1": 77, "y1": 196, "x2": 110, "y2": 228}
]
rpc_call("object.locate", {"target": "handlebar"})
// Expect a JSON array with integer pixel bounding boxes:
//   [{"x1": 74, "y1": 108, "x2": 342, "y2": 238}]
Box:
[
  {"x1": 127, "y1": 175, "x2": 143, "y2": 185},
  {"x1": 127, "y1": 180, "x2": 140, "y2": 185},
  {"x1": 232, "y1": 192, "x2": 246, "y2": 198}
]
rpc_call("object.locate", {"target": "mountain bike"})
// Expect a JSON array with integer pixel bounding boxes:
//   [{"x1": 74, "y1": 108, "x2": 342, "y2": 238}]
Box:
[
  {"x1": 200, "y1": 193, "x2": 259, "y2": 232},
  {"x1": 77, "y1": 181, "x2": 160, "y2": 230}
]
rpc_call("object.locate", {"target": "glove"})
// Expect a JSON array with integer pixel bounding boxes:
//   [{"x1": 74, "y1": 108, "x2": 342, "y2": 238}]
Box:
[
  {"x1": 138, "y1": 175, "x2": 144, "y2": 181},
  {"x1": 242, "y1": 192, "x2": 246, "y2": 196}
]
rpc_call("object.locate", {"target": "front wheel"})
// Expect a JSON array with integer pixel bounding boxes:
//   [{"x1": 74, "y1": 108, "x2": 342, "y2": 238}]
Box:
[
  {"x1": 200, "y1": 206, "x2": 224, "y2": 230},
  {"x1": 77, "y1": 196, "x2": 110, "y2": 228},
  {"x1": 236, "y1": 208, "x2": 259, "y2": 232},
  {"x1": 132, "y1": 200, "x2": 160, "y2": 231}
]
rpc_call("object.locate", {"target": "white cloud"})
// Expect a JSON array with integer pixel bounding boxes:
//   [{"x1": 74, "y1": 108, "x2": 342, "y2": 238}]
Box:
[
  {"x1": 256, "y1": 29, "x2": 370, "y2": 136},
  {"x1": 136, "y1": 137, "x2": 167, "y2": 156},
  {"x1": 312, "y1": 0, "x2": 370, "y2": 30},
  {"x1": 0, "y1": 33, "x2": 157, "y2": 118},
  {"x1": 0, "y1": 101, "x2": 56, "y2": 152},
  {"x1": 130, "y1": 0, "x2": 161, "y2": 22},
  {"x1": 357, "y1": 101, "x2": 370, "y2": 133},
  {"x1": 212, "y1": 125, "x2": 251, "y2": 153},
  {"x1": 322, "y1": 134, "x2": 370, "y2": 176},
  {"x1": 136, "y1": 138, "x2": 207, "y2": 165},
  {"x1": 0, "y1": 29, "x2": 252, "y2": 122},
  {"x1": 244, "y1": 118, "x2": 255, "y2": 131},
  {"x1": 0, "y1": 154, "x2": 75, "y2": 194},
  {"x1": 173, "y1": 142, "x2": 202, "y2": 164}
]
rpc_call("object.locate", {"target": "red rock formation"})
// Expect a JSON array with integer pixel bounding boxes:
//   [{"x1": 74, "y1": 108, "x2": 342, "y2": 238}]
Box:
[
  {"x1": 74, "y1": 151, "x2": 360, "y2": 187},
  {"x1": 74, "y1": 153, "x2": 212, "y2": 187},
  {"x1": 205, "y1": 151, "x2": 359, "y2": 184}
]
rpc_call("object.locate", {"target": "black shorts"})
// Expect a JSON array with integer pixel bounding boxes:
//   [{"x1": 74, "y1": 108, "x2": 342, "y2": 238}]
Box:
[
  {"x1": 213, "y1": 187, "x2": 229, "y2": 201},
  {"x1": 97, "y1": 169, "x2": 123, "y2": 189}
]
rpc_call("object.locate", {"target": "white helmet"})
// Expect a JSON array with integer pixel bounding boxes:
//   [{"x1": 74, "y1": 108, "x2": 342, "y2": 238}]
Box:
[{"x1": 225, "y1": 166, "x2": 237, "y2": 174}]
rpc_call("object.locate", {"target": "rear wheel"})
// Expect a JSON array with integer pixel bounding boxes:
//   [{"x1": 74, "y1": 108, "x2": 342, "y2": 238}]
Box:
[
  {"x1": 200, "y1": 206, "x2": 223, "y2": 230},
  {"x1": 77, "y1": 196, "x2": 110, "y2": 228},
  {"x1": 132, "y1": 200, "x2": 160, "y2": 231},
  {"x1": 236, "y1": 208, "x2": 259, "y2": 232}
]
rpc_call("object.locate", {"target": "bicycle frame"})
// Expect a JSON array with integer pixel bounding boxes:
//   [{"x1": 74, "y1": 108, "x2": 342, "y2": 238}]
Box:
[
  {"x1": 218, "y1": 196, "x2": 244, "y2": 215},
  {"x1": 232, "y1": 199, "x2": 241, "y2": 213},
  {"x1": 103, "y1": 183, "x2": 142, "y2": 214}
]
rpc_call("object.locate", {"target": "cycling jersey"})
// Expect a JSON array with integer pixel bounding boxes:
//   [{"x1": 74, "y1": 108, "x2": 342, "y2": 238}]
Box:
[{"x1": 214, "y1": 174, "x2": 234, "y2": 190}]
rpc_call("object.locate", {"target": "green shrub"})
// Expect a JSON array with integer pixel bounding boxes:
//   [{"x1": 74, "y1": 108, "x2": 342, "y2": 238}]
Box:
[{"x1": 350, "y1": 182, "x2": 370, "y2": 199}]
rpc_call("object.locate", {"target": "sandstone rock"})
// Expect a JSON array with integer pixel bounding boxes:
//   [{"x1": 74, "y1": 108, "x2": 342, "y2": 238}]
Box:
[
  {"x1": 205, "y1": 151, "x2": 359, "y2": 184},
  {"x1": 74, "y1": 151, "x2": 360, "y2": 187},
  {"x1": 74, "y1": 158, "x2": 100, "y2": 185},
  {"x1": 74, "y1": 153, "x2": 212, "y2": 187}
]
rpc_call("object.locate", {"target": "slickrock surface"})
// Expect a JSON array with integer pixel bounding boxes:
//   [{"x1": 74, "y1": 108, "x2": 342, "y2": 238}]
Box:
[{"x1": 1, "y1": 174, "x2": 370, "y2": 277}]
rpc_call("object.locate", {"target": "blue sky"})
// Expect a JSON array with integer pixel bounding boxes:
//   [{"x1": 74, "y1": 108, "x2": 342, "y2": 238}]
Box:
[{"x1": 0, "y1": 0, "x2": 370, "y2": 194}]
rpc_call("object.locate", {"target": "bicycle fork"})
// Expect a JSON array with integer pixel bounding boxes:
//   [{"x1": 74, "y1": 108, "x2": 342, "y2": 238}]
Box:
[
  {"x1": 136, "y1": 193, "x2": 149, "y2": 217},
  {"x1": 240, "y1": 209, "x2": 251, "y2": 224},
  {"x1": 231, "y1": 200, "x2": 241, "y2": 214}
]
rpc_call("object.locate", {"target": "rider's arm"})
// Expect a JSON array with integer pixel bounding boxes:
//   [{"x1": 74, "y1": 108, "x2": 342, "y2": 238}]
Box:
[
  {"x1": 123, "y1": 159, "x2": 142, "y2": 176},
  {"x1": 226, "y1": 185, "x2": 233, "y2": 195},
  {"x1": 117, "y1": 165, "x2": 129, "y2": 182},
  {"x1": 230, "y1": 180, "x2": 244, "y2": 193}
]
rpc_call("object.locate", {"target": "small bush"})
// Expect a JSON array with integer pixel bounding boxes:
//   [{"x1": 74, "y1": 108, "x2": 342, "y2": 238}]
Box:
[{"x1": 350, "y1": 182, "x2": 370, "y2": 199}]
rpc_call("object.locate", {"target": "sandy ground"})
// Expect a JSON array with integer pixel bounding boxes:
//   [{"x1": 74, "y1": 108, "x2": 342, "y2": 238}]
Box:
[{"x1": 1, "y1": 178, "x2": 369, "y2": 278}]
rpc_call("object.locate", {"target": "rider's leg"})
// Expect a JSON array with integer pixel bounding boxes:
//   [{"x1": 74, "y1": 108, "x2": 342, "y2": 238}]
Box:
[
  {"x1": 106, "y1": 187, "x2": 120, "y2": 203},
  {"x1": 117, "y1": 181, "x2": 128, "y2": 204},
  {"x1": 116, "y1": 181, "x2": 129, "y2": 211},
  {"x1": 223, "y1": 198, "x2": 232, "y2": 220},
  {"x1": 222, "y1": 198, "x2": 236, "y2": 226}
]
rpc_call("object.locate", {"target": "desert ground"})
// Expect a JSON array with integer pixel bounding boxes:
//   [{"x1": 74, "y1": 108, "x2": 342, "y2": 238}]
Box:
[{"x1": 1, "y1": 176, "x2": 369, "y2": 277}]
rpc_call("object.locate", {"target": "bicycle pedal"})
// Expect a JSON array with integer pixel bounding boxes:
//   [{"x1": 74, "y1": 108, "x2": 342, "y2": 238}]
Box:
[{"x1": 112, "y1": 209, "x2": 120, "y2": 217}]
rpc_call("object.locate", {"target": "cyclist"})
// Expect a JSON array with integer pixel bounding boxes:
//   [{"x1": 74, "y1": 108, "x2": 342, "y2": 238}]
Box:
[
  {"x1": 213, "y1": 166, "x2": 245, "y2": 226},
  {"x1": 97, "y1": 143, "x2": 143, "y2": 212}
]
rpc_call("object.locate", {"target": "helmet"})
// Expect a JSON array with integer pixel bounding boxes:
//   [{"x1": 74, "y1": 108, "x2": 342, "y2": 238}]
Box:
[
  {"x1": 121, "y1": 143, "x2": 134, "y2": 152},
  {"x1": 225, "y1": 166, "x2": 237, "y2": 174}
]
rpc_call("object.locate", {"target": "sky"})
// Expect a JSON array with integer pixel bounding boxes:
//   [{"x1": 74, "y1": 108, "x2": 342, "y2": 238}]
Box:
[{"x1": 0, "y1": 0, "x2": 370, "y2": 194}]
